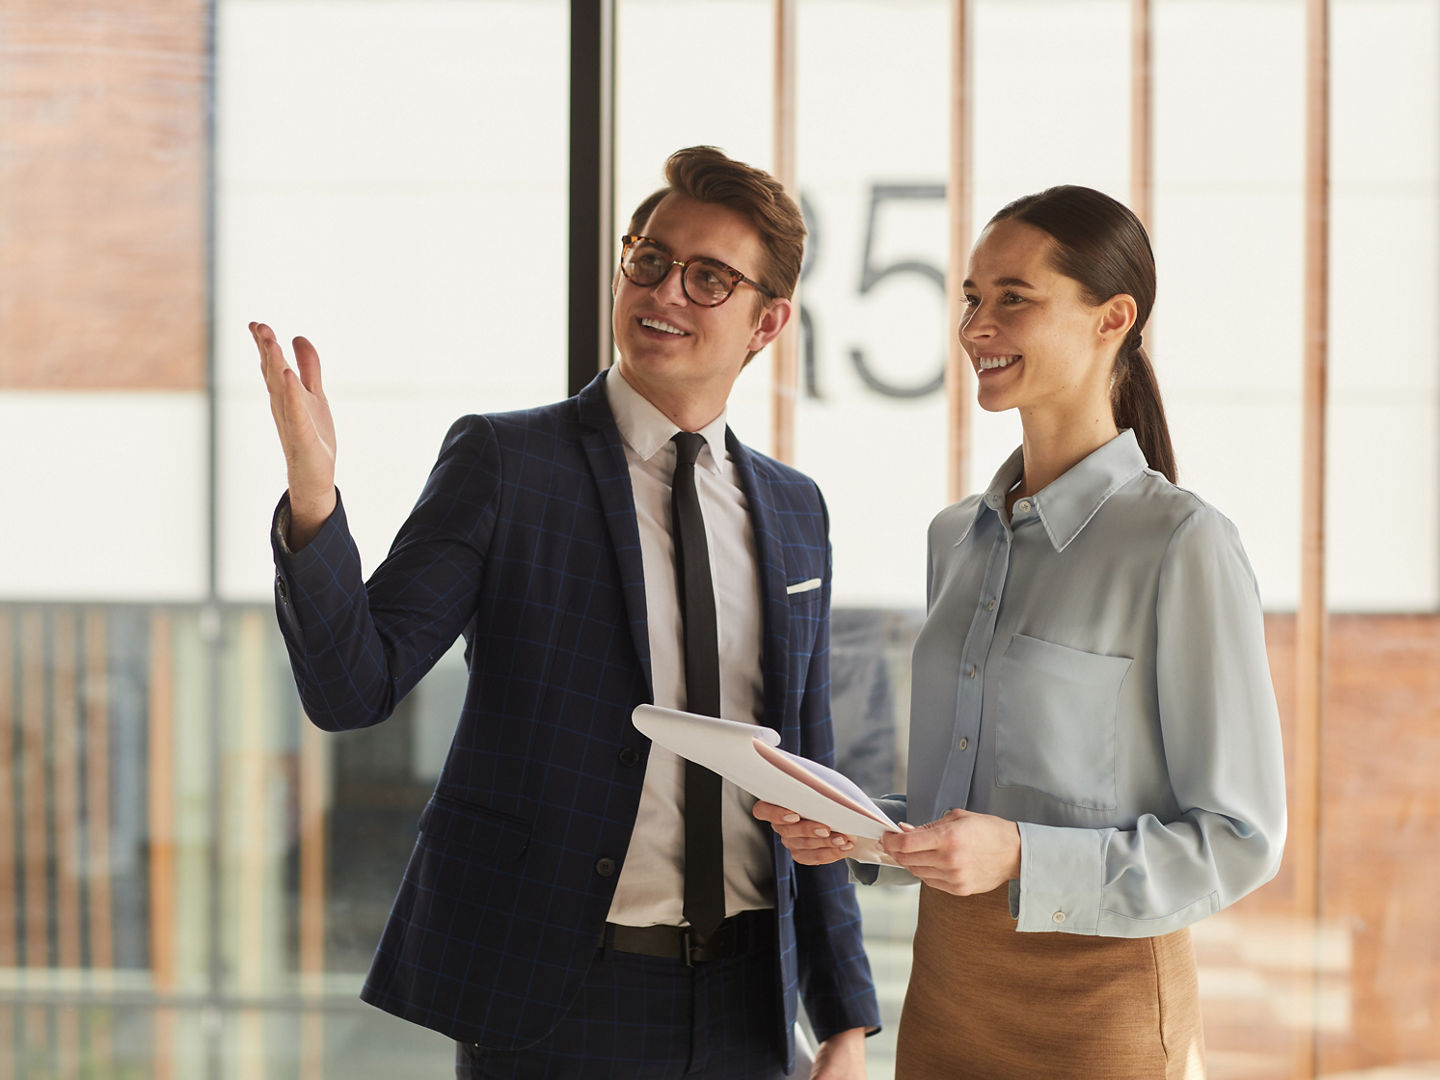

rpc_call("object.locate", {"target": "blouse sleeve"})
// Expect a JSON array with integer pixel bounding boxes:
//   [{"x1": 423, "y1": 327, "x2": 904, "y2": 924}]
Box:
[
  {"x1": 1014, "y1": 505, "x2": 1287, "y2": 936},
  {"x1": 848, "y1": 796, "x2": 920, "y2": 887}
]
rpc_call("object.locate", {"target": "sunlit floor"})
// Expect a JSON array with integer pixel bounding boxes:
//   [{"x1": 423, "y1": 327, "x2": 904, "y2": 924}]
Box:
[{"x1": 6, "y1": 887, "x2": 1439, "y2": 1080}]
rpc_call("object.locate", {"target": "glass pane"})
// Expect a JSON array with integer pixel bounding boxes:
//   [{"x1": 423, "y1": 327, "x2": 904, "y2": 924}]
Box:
[
  {"x1": 615, "y1": 0, "x2": 779, "y2": 450},
  {"x1": 7, "y1": 0, "x2": 1440, "y2": 1076},
  {"x1": 215, "y1": 0, "x2": 572, "y2": 600}
]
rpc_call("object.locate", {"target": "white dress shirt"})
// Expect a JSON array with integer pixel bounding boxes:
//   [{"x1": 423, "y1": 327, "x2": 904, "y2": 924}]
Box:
[{"x1": 604, "y1": 367, "x2": 775, "y2": 927}]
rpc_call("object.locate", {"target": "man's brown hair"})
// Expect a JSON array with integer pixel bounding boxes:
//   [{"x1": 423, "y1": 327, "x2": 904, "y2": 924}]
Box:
[{"x1": 625, "y1": 145, "x2": 806, "y2": 302}]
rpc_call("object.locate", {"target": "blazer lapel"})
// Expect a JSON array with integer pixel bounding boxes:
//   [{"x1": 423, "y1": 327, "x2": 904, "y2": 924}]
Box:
[
  {"x1": 576, "y1": 372, "x2": 654, "y2": 697},
  {"x1": 726, "y1": 430, "x2": 790, "y2": 737}
]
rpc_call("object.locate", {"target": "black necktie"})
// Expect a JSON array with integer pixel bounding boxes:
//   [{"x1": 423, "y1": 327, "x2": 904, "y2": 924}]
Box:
[{"x1": 671, "y1": 431, "x2": 725, "y2": 939}]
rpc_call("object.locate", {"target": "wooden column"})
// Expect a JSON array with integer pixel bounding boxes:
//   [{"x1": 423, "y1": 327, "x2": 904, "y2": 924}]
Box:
[
  {"x1": 770, "y1": 0, "x2": 799, "y2": 464},
  {"x1": 946, "y1": 0, "x2": 975, "y2": 503},
  {"x1": 0, "y1": 611, "x2": 15, "y2": 973},
  {"x1": 235, "y1": 610, "x2": 271, "y2": 1080},
  {"x1": 0, "y1": 611, "x2": 16, "y2": 1076},
  {"x1": 1295, "y1": 1, "x2": 1330, "y2": 1076},
  {"x1": 299, "y1": 716, "x2": 330, "y2": 1078},
  {"x1": 1130, "y1": 0, "x2": 1153, "y2": 231},
  {"x1": 83, "y1": 610, "x2": 114, "y2": 980},
  {"x1": 52, "y1": 610, "x2": 81, "y2": 1079},
  {"x1": 19, "y1": 610, "x2": 46, "y2": 1047},
  {"x1": 148, "y1": 612, "x2": 177, "y2": 992}
]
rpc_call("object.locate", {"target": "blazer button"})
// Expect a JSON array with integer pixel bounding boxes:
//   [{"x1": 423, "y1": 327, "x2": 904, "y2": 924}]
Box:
[
  {"x1": 595, "y1": 857, "x2": 617, "y2": 877},
  {"x1": 618, "y1": 747, "x2": 640, "y2": 767}
]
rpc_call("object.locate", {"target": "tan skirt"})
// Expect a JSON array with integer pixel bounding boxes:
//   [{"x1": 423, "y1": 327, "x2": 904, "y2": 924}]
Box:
[{"x1": 895, "y1": 884, "x2": 1206, "y2": 1079}]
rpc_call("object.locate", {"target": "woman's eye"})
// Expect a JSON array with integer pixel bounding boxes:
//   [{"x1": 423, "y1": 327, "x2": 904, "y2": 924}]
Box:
[
  {"x1": 1001, "y1": 291, "x2": 1025, "y2": 304},
  {"x1": 962, "y1": 294, "x2": 979, "y2": 308}
]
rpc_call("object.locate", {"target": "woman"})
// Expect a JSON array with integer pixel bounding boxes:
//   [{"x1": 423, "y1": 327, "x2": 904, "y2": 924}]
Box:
[{"x1": 755, "y1": 186, "x2": 1286, "y2": 1078}]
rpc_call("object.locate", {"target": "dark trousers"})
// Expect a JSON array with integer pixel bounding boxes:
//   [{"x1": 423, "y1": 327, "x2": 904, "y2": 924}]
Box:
[{"x1": 455, "y1": 918, "x2": 787, "y2": 1079}]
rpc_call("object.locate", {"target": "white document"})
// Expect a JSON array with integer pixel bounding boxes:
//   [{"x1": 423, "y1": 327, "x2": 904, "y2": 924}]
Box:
[{"x1": 631, "y1": 705, "x2": 902, "y2": 864}]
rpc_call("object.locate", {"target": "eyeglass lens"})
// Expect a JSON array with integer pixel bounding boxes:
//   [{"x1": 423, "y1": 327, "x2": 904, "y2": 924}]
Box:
[{"x1": 624, "y1": 242, "x2": 736, "y2": 306}]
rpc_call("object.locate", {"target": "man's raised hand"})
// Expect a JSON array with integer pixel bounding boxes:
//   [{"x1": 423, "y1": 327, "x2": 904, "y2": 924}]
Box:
[{"x1": 252, "y1": 322, "x2": 338, "y2": 549}]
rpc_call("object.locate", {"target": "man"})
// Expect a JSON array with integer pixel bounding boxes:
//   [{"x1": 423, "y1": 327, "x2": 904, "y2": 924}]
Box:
[{"x1": 254, "y1": 145, "x2": 879, "y2": 1079}]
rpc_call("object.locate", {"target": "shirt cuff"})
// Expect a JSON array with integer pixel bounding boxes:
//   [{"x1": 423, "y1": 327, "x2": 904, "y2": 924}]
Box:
[
  {"x1": 273, "y1": 498, "x2": 296, "y2": 557},
  {"x1": 1015, "y1": 822, "x2": 1107, "y2": 933},
  {"x1": 271, "y1": 488, "x2": 344, "y2": 564}
]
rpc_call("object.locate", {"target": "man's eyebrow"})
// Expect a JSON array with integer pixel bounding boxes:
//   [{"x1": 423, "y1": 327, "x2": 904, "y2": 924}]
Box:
[{"x1": 642, "y1": 237, "x2": 736, "y2": 266}]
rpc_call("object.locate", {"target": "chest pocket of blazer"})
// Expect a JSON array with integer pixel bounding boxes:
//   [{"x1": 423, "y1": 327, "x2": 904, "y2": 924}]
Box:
[{"x1": 994, "y1": 634, "x2": 1132, "y2": 810}]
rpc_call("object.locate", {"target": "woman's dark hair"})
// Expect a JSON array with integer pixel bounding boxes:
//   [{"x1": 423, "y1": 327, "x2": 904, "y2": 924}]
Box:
[{"x1": 989, "y1": 185, "x2": 1177, "y2": 483}]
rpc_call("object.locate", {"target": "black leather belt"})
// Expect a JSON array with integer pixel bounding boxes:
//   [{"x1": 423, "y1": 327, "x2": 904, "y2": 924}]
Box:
[{"x1": 603, "y1": 910, "x2": 768, "y2": 966}]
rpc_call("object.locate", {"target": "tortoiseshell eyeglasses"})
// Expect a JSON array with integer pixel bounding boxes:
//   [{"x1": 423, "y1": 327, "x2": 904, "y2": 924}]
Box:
[{"x1": 619, "y1": 235, "x2": 775, "y2": 308}]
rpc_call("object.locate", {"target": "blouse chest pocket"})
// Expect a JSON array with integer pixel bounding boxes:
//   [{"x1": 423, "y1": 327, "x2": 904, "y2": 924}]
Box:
[{"x1": 994, "y1": 633, "x2": 1132, "y2": 810}]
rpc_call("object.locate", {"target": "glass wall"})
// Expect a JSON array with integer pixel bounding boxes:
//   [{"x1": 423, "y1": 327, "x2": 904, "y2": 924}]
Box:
[{"x1": 2, "y1": 1, "x2": 1438, "y2": 1077}]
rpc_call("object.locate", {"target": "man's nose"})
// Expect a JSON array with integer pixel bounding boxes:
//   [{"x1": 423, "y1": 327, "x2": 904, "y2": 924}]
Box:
[{"x1": 653, "y1": 263, "x2": 689, "y2": 305}]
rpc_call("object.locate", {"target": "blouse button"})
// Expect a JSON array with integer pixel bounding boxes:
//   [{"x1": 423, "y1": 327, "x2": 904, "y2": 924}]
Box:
[
  {"x1": 1016, "y1": 500, "x2": 1032, "y2": 513},
  {"x1": 958, "y1": 737, "x2": 969, "y2": 751},
  {"x1": 1052, "y1": 910, "x2": 1066, "y2": 924},
  {"x1": 986, "y1": 599, "x2": 995, "y2": 611},
  {"x1": 966, "y1": 665, "x2": 977, "y2": 679}
]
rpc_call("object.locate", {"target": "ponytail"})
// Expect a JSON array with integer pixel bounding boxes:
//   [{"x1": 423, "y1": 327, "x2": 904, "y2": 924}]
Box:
[{"x1": 1111, "y1": 336, "x2": 1177, "y2": 484}]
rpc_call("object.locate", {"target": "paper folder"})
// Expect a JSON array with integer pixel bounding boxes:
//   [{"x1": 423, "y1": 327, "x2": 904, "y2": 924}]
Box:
[{"x1": 631, "y1": 704, "x2": 901, "y2": 864}]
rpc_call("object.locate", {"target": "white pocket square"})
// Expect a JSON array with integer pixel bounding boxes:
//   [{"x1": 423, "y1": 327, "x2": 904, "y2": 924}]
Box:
[{"x1": 786, "y1": 578, "x2": 822, "y2": 595}]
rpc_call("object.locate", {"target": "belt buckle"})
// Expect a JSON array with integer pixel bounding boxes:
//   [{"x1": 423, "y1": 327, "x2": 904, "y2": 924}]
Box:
[{"x1": 681, "y1": 926, "x2": 698, "y2": 967}]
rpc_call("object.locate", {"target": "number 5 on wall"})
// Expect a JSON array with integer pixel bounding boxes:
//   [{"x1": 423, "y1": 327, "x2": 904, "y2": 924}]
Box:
[{"x1": 847, "y1": 183, "x2": 948, "y2": 399}]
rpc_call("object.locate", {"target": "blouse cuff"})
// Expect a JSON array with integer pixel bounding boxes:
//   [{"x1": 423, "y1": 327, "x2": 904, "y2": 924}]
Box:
[{"x1": 1015, "y1": 822, "x2": 1107, "y2": 933}]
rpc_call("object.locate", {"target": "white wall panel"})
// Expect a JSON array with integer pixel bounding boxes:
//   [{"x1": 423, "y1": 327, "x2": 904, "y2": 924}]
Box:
[
  {"x1": 0, "y1": 393, "x2": 208, "y2": 600},
  {"x1": 215, "y1": 0, "x2": 569, "y2": 602},
  {"x1": 1328, "y1": 0, "x2": 1440, "y2": 611}
]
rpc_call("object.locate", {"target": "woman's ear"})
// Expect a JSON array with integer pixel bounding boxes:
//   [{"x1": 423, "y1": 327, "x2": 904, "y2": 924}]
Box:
[{"x1": 1098, "y1": 293, "x2": 1138, "y2": 346}]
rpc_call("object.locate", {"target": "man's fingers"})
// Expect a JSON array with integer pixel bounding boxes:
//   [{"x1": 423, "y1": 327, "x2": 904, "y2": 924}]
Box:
[
  {"x1": 293, "y1": 335, "x2": 323, "y2": 395},
  {"x1": 750, "y1": 804, "x2": 854, "y2": 859},
  {"x1": 752, "y1": 801, "x2": 803, "y2": 826},
  {"x1": 253, "y1": 323, "x2": 292, "y2": 393},
  {"x1": 750, "y1": 803, "x2": 850, "y2": 843}
]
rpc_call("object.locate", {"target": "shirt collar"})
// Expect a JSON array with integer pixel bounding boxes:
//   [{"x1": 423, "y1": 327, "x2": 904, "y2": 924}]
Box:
[
  {"x1": 604, "y1": 365, "x2": 727, "y2": 472},
  {"x1": 974, "y1": 429, "x2": 1150, "y2": 552}
]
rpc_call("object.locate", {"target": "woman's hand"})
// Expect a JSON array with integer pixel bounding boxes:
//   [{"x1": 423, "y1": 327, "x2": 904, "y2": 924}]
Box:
[
  {"x1": 751, "y1": 801, "x2": 854, "y2": 865},
  {"x1": 880, "y1": 809, "x2": 1021, "y2": 895}
]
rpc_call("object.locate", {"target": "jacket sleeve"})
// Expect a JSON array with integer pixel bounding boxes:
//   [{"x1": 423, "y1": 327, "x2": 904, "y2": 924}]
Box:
[
  {"x1": 1013, "y1": 506, "x2": 1288, "y2": 936},
  {"x1": 789, "y1": 490, "x2": 883, "y2": 1039},
  {"x1": 272, "y1": 415, "x2": 501, "y2": 731}
]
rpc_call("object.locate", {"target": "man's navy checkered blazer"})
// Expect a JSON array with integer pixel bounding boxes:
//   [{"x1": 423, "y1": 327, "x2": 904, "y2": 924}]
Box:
[{"x1": 271, "y1": 371, "x2": 880, "y2": 1065}]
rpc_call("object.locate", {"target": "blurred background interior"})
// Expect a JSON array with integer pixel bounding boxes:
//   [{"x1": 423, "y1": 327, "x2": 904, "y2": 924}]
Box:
[{"x1": 1, "y1": 0, "x2": 1437, "y2": 1076}]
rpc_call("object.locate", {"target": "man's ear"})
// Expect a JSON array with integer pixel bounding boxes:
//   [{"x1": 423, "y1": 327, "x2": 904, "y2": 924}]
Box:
[{"x1": 747, "y1": 297, "x2": 794, "y2": 354}]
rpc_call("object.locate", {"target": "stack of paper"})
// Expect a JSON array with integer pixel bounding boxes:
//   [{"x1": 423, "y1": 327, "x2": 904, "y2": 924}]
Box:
[{"x1": 631, "y1": 705, "x2": 901, "y2": 864}]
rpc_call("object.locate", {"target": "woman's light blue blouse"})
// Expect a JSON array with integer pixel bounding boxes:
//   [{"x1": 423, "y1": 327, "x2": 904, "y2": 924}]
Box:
[{"x1": 866, "y1": 430, "x2": 1287, "y2": 938}]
